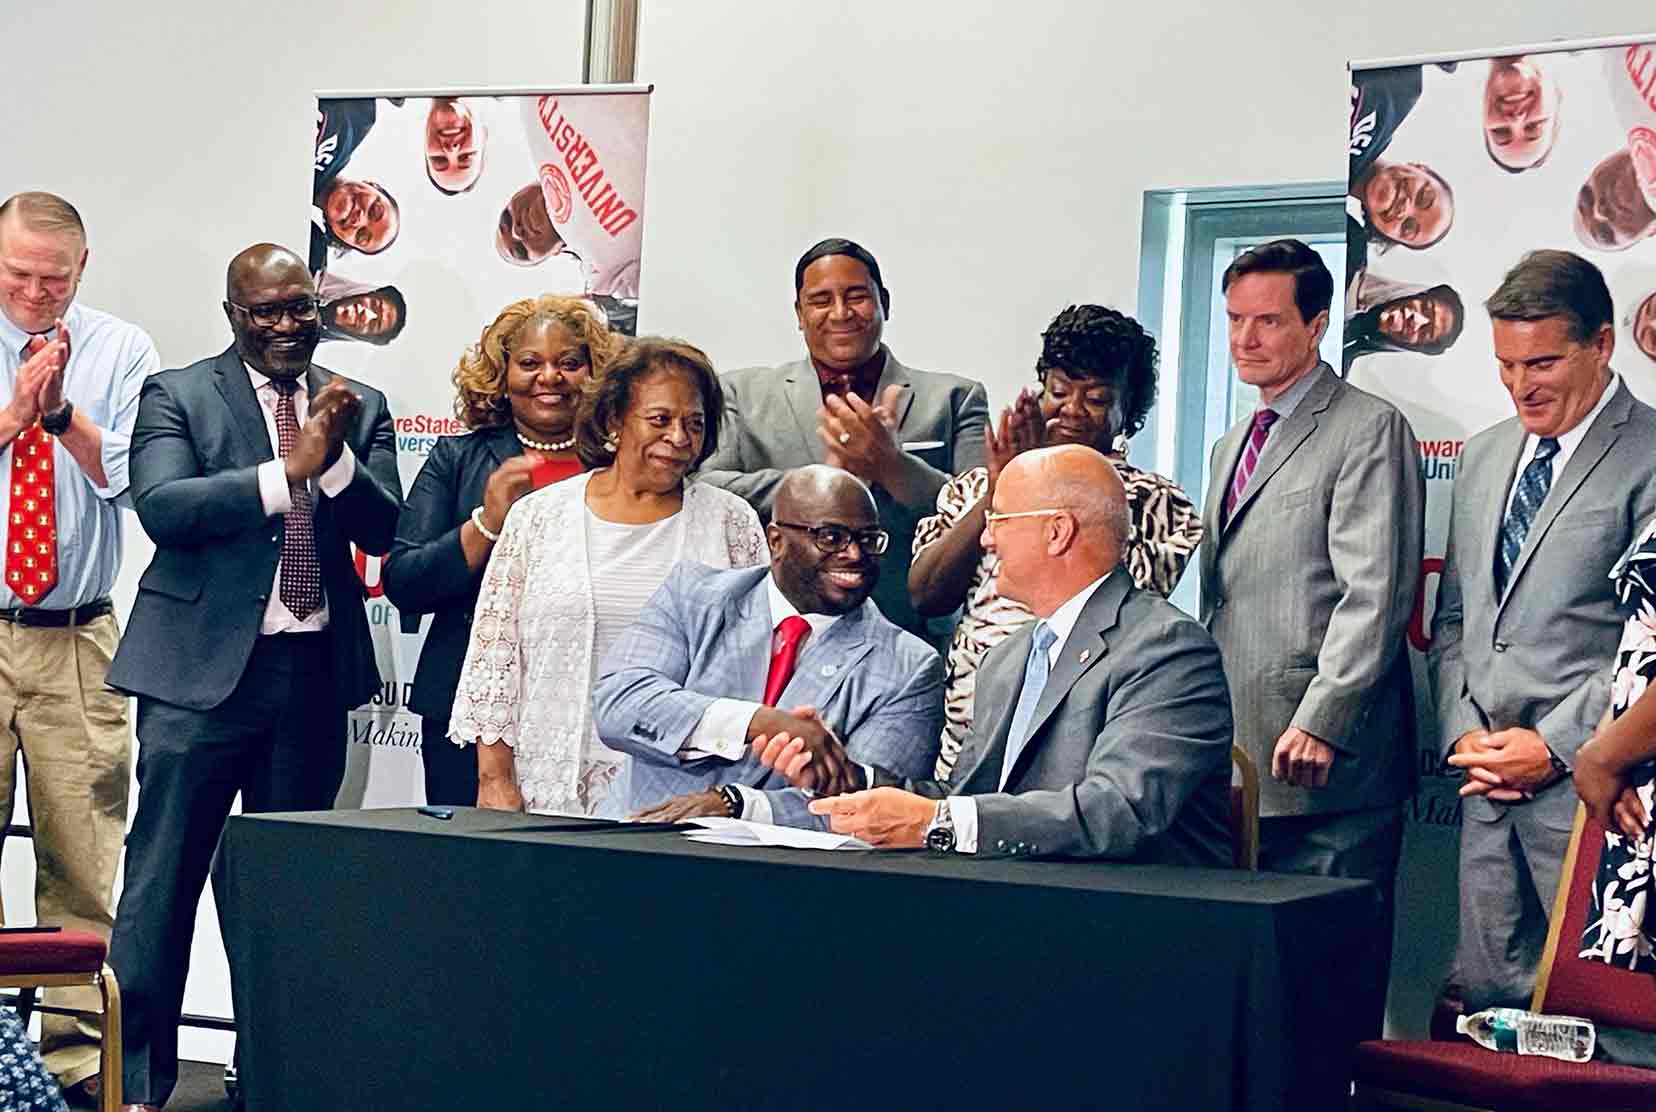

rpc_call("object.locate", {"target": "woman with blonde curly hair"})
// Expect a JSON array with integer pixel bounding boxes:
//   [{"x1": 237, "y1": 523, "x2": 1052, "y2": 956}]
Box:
[
  {"x1": 384, "y1": 294, "x2": 619, "y2": 805},
  {"x1": 449, "y1": 336, "x2": 769, "y2": 816}
]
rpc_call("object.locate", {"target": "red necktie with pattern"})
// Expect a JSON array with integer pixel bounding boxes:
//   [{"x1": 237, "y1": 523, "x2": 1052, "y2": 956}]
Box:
[
  {"x1": 1224, "y1": 408, "x2": 1279, "y2": 523},
  {"x1": 5, "y1": 423, "x2": 56, "y2": 605},
  {"x1": 762, "y1": 615, "x2": 811, "y2": 707},
  {"x1": 272, "y1": 382, "x2": 323, "y2": 619}
]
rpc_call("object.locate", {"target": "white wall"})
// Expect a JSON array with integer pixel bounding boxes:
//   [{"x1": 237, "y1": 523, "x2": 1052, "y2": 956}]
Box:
[{"x1": 4, "y1": 0, "x2": 1654, "y2": 1065}]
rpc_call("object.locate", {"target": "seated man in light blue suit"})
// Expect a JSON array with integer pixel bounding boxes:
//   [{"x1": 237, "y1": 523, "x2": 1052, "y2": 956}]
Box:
[{"x1": 594, "y1": 465, "x2": 943, "y2": 822}]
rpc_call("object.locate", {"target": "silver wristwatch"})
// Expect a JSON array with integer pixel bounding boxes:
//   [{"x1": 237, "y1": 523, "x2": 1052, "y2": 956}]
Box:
[{"x1": 923, "y1": 798, "x2": 956, "y2": 853}]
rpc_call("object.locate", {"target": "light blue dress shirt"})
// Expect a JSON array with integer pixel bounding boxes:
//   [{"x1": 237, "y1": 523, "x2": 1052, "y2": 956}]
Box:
[{"x1": 0, "y1": 300, "x2": 159, "y2": 609}]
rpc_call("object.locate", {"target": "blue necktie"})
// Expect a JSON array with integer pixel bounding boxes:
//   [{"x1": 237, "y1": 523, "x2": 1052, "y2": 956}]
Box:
[
  {"x1": 1495, "y1": 436, "x2": 1559, "y2": 597},
  {"x1": 1000, "y1": 621, "x2": 1058, "y2": 789}
]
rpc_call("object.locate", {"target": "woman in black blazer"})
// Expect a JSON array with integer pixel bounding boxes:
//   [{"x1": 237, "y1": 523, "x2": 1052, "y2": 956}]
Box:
[{"x1": 384, "y1": 295, "x2": 621, "y2": 804}]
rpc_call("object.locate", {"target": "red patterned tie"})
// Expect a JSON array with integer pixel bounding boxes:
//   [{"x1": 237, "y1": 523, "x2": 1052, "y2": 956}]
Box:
[
  {"x1": 1225, "y1": 408, "x2": 1279, "y2": 522},
  {"x1": 272, "y1": 383, "x2": 323, "y2": 619},
  {"x1": 762, "y1": 616, "x2": 811, "y2": 707},
  {"x1": 5, "y1": 423, "x2": 56, "y2": 605}
]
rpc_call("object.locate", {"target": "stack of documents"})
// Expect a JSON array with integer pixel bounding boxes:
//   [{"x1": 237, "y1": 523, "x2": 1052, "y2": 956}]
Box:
[{"x1": 684, "y1": 817, "x2": 871, "y2": 850}]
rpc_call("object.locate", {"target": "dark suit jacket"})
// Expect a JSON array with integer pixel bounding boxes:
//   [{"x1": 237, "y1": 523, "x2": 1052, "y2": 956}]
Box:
[
  {"x1": 381, "y1": 426, "x2": 522, "y2": 720},
  {"x1": 108, "y1": 346, "x2": 402, "y2": 711},
  {"x1": 696, "y1": 347, "x2": 988, "y2": 641},
  {"x1": 874, "y1": 569, "x2": 1234, "y2": 863}
]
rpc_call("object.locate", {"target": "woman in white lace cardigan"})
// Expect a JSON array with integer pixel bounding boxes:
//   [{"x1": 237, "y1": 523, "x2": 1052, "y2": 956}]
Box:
[{"x1": 450, "y1": 338, "x2": 767, "y2": 816}]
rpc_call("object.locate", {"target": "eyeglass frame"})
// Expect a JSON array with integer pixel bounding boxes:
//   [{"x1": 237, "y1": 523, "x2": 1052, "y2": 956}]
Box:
[
  {"x1": 983, "y1": 508, "x2": 1069, "y2": 529},
  {"x1": 226, "y1": 296, "x2": 321, "y2": 328},
  {"x1": 771, "y1": 520, "x2": 891, "y2": 556}
]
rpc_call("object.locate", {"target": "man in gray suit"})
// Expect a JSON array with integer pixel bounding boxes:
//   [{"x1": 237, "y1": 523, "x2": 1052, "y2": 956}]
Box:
[
  {"x1": 697, "y1": 238, "x2": 988, "y2": 642},
  {"x1": 594, "y1": 465, "x2": 942, "y2": 822},
  {"x1": 1433, "y1": 249, "x2": 1656, "y2": 1011},
  {"x1": 1199, "y1": 239, "x2": 1424, "y2": 1034},
  {"x1": 764, "y1": 446, "x2": 1232, "y2": 863}
]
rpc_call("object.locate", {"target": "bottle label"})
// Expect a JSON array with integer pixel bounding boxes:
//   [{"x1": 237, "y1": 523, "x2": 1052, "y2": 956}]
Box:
[{"x1": 1513, "y1": 1015, "x2": 1595, "y2": 1062}]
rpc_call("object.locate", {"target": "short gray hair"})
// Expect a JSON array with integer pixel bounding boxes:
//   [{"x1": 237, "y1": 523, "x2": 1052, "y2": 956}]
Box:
[{"x1": 1485, "y1": 249, "x2": 1612, "y2": 342}]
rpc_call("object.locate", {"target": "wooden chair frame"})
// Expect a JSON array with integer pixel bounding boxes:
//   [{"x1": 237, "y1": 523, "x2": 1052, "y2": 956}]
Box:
[
  {"x1": 5, "y1": 961, "x2": 123, "y2": 1112},
  {"x1": 1231, "y1": 743, "x2": 1260, "y2": 871}
]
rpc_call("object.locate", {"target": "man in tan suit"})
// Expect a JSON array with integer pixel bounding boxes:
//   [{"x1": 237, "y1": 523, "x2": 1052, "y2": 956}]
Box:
[{"x1": 1199, "y1": 239, "x2": 1425, "y2": 1036}]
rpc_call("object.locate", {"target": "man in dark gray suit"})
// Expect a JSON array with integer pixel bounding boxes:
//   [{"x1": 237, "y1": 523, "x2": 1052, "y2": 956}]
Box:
[
  {"x1": 1199, "y1": 239, "x2": 1423, "y2": 1037},
  {"x1": 105, "y1": 243, "x2": 402, "y2": 1111},
  {"x1": 697, "y1": 238, "x2": 988, "y2": 642},
  {"x1": 760, "y1": 445, "x2": 1232, "y2": 863},
  {"x1": 1433, "y1": 249, "x2": 1656, "y2": 1012}
]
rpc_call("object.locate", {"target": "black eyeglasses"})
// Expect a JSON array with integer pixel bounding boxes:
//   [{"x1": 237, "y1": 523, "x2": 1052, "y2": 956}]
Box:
[
  {"x1": 228, "y1": 297, "x2": 320, "y2": 328},
  {"x1": 772, "y1": 521, "x2": 890, "y2": 555}
]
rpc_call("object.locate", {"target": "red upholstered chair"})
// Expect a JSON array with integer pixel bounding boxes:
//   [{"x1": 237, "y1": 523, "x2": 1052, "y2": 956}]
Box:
[
  {"x1": 0, "y1": 927, "x2": 122, "y2": 1112},
  {"x1": 1351, "y1": 803, "x2": 1656, "y2": 1112},
  {"x1": 1230, "y1": 744, "x2": 1260, "y2": 871}
]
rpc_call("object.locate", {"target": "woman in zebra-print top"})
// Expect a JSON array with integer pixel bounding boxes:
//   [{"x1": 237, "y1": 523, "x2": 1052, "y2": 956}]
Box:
[{"x1": 909, "y1": 305, "x2": 1201, "y2": 778}]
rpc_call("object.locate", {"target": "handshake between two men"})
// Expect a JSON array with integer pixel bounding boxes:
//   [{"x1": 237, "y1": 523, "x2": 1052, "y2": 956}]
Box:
[{"x1": 600, "y1": 449, "x2": 1235, "y2": 865}]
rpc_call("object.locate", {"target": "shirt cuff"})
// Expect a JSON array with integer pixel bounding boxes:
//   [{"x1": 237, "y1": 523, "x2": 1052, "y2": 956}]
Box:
[
  {"x1": 950, "y1": 796, "x2": 978, "y2": 855},
  {"x1": 732, "y1": 785, "x2": 773, "y2": 824},
  {"x1": 257, "y1": 459, "x2": 292, "y2": 516},
  {"x1": 681, "y1": 698, "x2": 761, "y2": 762},
  {"x1": 317, "y1": 444, "x2": 357, "y2": 498}
]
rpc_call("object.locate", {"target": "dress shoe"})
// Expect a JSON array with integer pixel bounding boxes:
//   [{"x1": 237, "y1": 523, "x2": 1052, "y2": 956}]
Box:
[{"x1": 61, "y1": 1076, "x2": 98, "y2": 1108}]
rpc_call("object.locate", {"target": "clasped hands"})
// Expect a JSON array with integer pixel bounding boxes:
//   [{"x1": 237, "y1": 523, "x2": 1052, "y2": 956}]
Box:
[
  {"x1": 8, "y1": 322, "x2": 72, "y2": 429},
  {"x1": 1446, "y1": 727, "x2": 1561, "y2": 802},
  {"x1": 283, "y1": 379, "x2": 361, "y2": 484},
  {"x1": 818, "y1": 384, "x2": 902, "y2": 486}
]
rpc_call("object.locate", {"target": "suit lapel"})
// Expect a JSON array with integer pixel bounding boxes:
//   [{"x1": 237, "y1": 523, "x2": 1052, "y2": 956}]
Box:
[
  {"x1": 783, "y1": 603, "x2": 877, "y2": 709},
  {"x1": 999, "y1": 572, "x2": 1129, "y2": 789},
  {"x1": 1502, "y1": 381, "x2": 1630, "y2": 603},
  {"x1": 1227, "y1": 369, "x2": 1337, "y2": 529},
  {"x1": 1484, "y1": 421, "x2": 1528, "y2": 613},
  {"x1": 726, "y1": 575, "x2": 777, "y2": 703},
  {"x1": 952, "y1": 625, "x2": 1030, "y2": 793},
  {"x1": 876, "y1": 349, "x2": 917, "y2": 432},
  {"x1": 1202, "y1": 422, "x2": 1247, "y2": 572},
  {"x1": 781, "y1": 360, "x2": 827, "y2": 462},
  {"x1": 212, "y1": 348, "x2": 276, "y2": 464},
  {"x1": 483, "y1": 423, "x2": 521, "y2": 468}
]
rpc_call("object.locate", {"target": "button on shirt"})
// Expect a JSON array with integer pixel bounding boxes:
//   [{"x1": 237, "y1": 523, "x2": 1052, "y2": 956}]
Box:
[
  {"x1": 945, "y1": 571, "x2": 1113, "y2": 854},
  {"x1": 682, "y1": 574, "x2": 842, "y2": 823},
  {"x1": 245, "y1": 364, "x2": 357, "y2": 633},
  {"x1": 0, "y1": 302, "x2": 158, "y2": 609},
  {"x1": 1501, "y1": 373, "x2": 1620, "y2": 519}
]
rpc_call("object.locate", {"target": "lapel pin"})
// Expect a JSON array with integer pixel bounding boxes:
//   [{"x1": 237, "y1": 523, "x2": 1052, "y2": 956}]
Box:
[
  {"x1": 1077, "y1": 649, "x2": 1091, "y2": 664},
  {"x1": 820, "y1": 664, "x2": 838, "y2": 677}
]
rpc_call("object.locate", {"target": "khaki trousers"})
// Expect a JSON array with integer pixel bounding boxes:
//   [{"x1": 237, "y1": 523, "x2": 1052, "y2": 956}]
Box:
[{"x1": 0, "y1": 611, "x2": 130, "y2": 1087}]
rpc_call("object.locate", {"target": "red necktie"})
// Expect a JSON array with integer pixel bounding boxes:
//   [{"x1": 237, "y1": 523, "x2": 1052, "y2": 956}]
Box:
[
  {"x1": 272, "y1": 383, "x2": 323, "y2": 619},
  {"x1": 1225, "y1": 408, "x2": 1279, "y2": 522},
  {"x1": 762, "y1": 616, "x2": 811, "y2": 707},
  {"x1": 5, "y1": 423, "x2": 56, "y2": 605}
]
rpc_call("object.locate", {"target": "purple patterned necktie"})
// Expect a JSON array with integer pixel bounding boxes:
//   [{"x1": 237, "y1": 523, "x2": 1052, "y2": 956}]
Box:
[
  {"x1": 272, "y1": 381, "x2": 322, "y2": 619},
  {"x1": 1225, "y1": 408, "x2": 1279, "y2": 522}
]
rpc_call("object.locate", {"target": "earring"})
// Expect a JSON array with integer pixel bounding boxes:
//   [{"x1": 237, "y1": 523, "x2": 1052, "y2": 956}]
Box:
[{"x1": 603, "y1": 435, "x2": 619, "y2": 452}]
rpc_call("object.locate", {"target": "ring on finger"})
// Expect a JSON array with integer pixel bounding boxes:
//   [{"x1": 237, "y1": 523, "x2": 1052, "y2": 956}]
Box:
[{"x1": 838, "y1": 431, "x2": 851, "y2": 445}]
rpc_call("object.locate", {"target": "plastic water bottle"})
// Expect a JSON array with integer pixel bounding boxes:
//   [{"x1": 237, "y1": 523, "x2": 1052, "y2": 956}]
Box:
[{"x1": 1456, "y1": 1007, "x2": 1596, "y2": 1062}]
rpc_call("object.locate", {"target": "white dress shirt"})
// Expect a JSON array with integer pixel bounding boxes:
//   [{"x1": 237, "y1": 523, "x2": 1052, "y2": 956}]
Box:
[
  {"x1": 1501, "y1": 373, "x2": 1620, "y2": 518},
  {"x1": 245, "y1": 363, "x2": 357, "y2": 634}
]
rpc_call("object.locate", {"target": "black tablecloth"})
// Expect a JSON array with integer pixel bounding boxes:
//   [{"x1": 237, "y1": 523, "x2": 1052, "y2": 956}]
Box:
[{"x1": 217, "y1": 807, "x2": 1377, "y2": 1111}]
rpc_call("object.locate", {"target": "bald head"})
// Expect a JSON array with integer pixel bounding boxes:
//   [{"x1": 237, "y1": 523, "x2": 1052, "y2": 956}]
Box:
[
  {"x1": 988, "y1": 445, "x2": 1128, "y2": 615},
  {"x1": 223, "y1": 242, "x2": 320, "y2": 381},
  {"x1": 773, "y1": 464, "x2": 876, "y2": 524},
  {"x1": 768, "y1": 465, "x2": 883, "y2": 616}
]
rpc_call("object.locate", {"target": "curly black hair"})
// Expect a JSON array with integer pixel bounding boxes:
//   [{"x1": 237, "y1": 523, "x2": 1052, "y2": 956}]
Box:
[{"x1": 1034, "y1": 305, "x2": 1159, "y2": 440}]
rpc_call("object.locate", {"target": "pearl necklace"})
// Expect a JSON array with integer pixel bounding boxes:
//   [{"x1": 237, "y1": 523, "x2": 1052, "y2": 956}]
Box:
[{"x1": 517, "y1": 431, "x2": 576, "y2": 452}]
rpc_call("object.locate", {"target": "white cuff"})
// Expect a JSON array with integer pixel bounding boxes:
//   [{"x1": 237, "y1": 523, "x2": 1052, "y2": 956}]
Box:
[
  {"x1": 317, "y1": 444, "x2": 357, "y2": 498},
  {"x1": 949, "y1": 796, "x2": 978, "y2": 855},
  {"x1": 681, "y1": 698, "x2": 761, "y2": 762},
  {"x1": 258, "y1": 459, "x2": 292, "y2": 516},
  {"x1": 732, "y1": 784, "x2": 773, "y2": 824}
]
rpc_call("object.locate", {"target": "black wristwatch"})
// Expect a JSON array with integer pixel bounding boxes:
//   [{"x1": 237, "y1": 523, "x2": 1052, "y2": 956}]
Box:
[
  {"x1": 923, "y1": 799, "x2": 956, "y2": 853},
  {"x1": 40, "y1": 401, "x2": 73, "y2": 436},
  {"x1": 717, "y1": 784, "x2": 744, "y2": 818}
]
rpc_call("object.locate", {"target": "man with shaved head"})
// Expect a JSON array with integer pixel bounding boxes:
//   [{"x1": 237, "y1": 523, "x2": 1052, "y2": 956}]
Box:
[
  {"x1": 593, "y1": 464, "x2": 943, "y2": 824},
  {"x1": 0, "y1": 191, "x2": 158, "y2": 1101},
  {"x1": 757, "y1": 446, "x2": 1233, "y2": 863},
  {"x1": 105, "y1": 243, "x2": 401, "y2": 1111}
]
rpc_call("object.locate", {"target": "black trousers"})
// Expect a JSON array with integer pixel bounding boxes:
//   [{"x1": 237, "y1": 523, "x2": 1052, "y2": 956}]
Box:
[
  {"x1": 108, "y1": 632, "x2": 346, "y2": 1107},
  {"x1": 419, "y1": 715, "x2": 477, "y2": 807}
]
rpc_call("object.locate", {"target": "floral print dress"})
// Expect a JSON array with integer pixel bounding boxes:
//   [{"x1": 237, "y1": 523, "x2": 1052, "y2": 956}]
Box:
[
  {"x1": 0, "y1": 1007, "x2": 66, "y2": 1112},
  {"x1": 1580, "y1": 515, "x2": 1656, "y2": 970}
]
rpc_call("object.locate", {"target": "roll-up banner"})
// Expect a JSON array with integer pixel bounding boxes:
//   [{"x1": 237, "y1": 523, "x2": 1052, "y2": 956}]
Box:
[
  {"x1": 309, "y1": 85, "x2": 653, "y2": 805},
  {"x1": 1347, "y1": 37, "x2": 1656, "y2": 1032}
]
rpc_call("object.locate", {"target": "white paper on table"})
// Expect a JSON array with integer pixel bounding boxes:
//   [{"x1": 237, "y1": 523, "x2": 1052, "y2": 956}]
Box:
[{"x1": 683, "y1": 816, "x2": 872, "y2": 850}]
